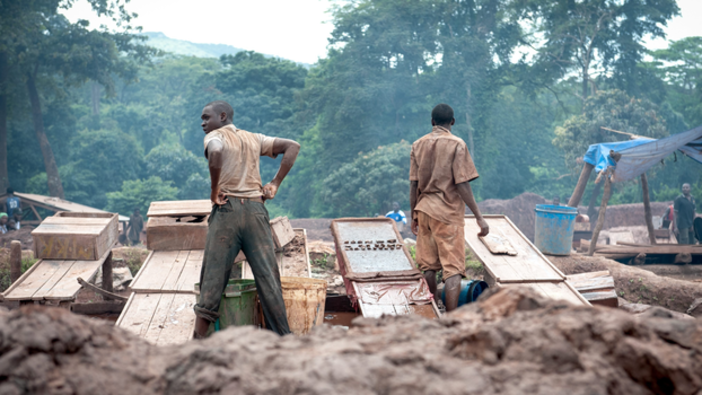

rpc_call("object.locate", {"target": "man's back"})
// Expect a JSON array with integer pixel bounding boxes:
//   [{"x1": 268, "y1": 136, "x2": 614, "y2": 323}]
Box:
[{"x1": 410, "y1": 125, "x2": 478, "y2": 225}]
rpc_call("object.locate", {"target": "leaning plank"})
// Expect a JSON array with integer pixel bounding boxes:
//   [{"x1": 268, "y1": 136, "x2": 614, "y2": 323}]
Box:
[
  {"x1": 117, "y1": 293, "x2": 162, "y2": 337},
  {"x1": 143, "y1": 293, "x2": 177, "y2": 344},
  {"x1": 159, "y1": 250, "x2": 191, "y2": 291},
  {"x1": 130, "y1": 250, "x2": 180, "y2": 292},
  {"x1": 270, "y1": 217, "x2": 296, "y2": 248},
  {"x1": 155, "y1": 294, "x2": 197, "y2": 346},
  {"x1": 4, "y1": 261, "x2": 65, "y2": 301},
  {"x1": 565, "y1": 271, "x2": 614, "y2": 293},
  {"x1": 43, "y1": 250, "x2": 110, "y2": 300},
  {"x1": 31, "y1": 261, "x2": 76, "y2": 301},
  {"x1": 176, "y1": 250, "x2": 203, "y2": 293}
]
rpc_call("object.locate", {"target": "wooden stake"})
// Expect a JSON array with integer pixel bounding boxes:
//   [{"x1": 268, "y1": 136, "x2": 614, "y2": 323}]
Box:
[
  {"x1": 102, "y1": 251, "x2": 114, "y2": 300},
  {"x1": 641, "y1": 173, "x2": 656, "y2": 245},
  {"x1": 10, "y1": 240, "x2": 22, "y2": 283},
  {"x1": 568, "y1": 163, "x2": 594, "y2": 207},
  {"x1": 588, "y1": 171, "x2": 612, "y2": 256}
]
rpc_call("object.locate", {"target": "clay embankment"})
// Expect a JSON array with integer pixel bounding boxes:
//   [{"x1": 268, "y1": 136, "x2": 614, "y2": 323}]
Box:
[{"x1": 1, "y1": 287, "x2": 701, "y2": 394}]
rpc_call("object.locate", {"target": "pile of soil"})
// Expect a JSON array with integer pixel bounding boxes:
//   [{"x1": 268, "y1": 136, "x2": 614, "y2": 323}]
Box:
[
  {"x1": 2, "y1": 287, "x2": 701, "y2": 394},
  {"x1": 0, "y1": 226, "x2": 34, "y2": 250},
  {"x1": 281, "y1": 233, "x2": 310, "y2": 278},
  {"x1": 601, "y1": 202, "x2": 670, "y2": 230}
]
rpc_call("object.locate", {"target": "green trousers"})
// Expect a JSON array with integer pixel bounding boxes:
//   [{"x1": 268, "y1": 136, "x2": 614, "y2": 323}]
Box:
[{"x1": 194, "y1": 199, "x2": 291, "y2": 335}]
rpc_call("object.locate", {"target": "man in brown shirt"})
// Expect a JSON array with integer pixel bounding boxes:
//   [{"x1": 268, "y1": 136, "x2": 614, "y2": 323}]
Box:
[{"x1": 410, "y1": 103, "x2": 489, "y2": 312}]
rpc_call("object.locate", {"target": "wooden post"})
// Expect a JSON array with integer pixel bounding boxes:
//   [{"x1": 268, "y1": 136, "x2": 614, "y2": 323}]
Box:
[
  {"x1": 588, "y1": 172, "x2": 612, "y2": 256},
  {"x1": 102, "y1": 251, "x2": 114, "y2": 300},
  {"x1": 641, "y1": 173, "x2": 657, "y2": 245},
  {"x1": 10, "y1": 240, "x2": 22, "y2": 283},
  {"x1": 587, "y1": 181, "x2": 603, "y2": 230},
  {"x1": 568, "y1": 163, "x2": 594, "y2": 207}
]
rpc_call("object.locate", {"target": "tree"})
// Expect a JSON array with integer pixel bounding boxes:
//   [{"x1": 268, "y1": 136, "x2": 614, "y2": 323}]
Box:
[
  {"x1": 105, "y1": 176, "x2": 178, "y2": 216},
  {"x1": 517, "y1": 0, "x2": 679, "y2": 101},
  {"x1": 144, "y1": 143, "x2": 209, "y2": 200}
]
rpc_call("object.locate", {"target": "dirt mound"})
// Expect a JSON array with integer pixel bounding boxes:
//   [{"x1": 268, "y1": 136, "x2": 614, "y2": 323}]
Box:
[
  {"x1": 290, "y1": 218, "x2": 333, "y2": 242},
  {"x1": 601, "y1": 202, "x2": 670, "y2": 230},
  {"x1": 2, "y1": 287, "x2": 702, "y2": 394},
  {"x1": 0, "y1": 227, "x2": 34, "y2": 250}
]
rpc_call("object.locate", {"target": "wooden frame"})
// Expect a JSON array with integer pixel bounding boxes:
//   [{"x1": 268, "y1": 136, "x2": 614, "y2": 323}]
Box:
[{"x1": 32, "y1": 212, "x2": 118, "y2": 261}]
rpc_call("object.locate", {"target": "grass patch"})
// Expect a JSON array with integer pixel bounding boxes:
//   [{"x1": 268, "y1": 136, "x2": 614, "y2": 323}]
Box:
[{"x1": 0, "y1": 257, "x2": 38, "y2": 292}]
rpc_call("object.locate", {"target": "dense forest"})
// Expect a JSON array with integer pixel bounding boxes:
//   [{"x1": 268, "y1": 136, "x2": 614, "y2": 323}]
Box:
[{"x1": 1, "y1": 0, "x2": 700, "y2": 219}]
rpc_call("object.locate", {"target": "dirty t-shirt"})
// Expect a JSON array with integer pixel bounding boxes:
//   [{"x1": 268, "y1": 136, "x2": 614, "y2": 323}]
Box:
[
  {"x1": 203, "y1": 124, "x2": 277, "y2": 198},
  {"x1": 410, "y1": 125, "x2": 479, "y2": 226}
]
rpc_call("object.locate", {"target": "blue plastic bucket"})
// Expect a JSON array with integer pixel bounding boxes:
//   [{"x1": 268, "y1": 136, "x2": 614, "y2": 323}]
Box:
[
  {"x1": 441, "y1": 279, "x2": 489, "y2": 307},
  {"x1": 534, "y1": 204, "x2": 577, "y2": 255}
]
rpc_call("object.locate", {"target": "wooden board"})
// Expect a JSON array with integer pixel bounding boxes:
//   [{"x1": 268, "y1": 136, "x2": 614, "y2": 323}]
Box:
[
  {"x1": 270, "y1": 217, "x2": 296, "y2": 248},
  {"x1": 147, "y1": 200, "x2": 212, "y2": 218},
  {"x1": 565, "y1": 270, "x2": 617, "y2": 307},
  {"x1": 479, "y1": 234, "x2": 517, "y2": 256},
  {"x1": 146, "y1": 217, "x2": 208, "y2": 251},
  {"x1": 32, "y1": 213, "x2": 118, "y2": 260},
  {"x1": 241, "y1": 229, "x2": 311, "y2": 279},
  {"x1": 2, "y1": 250, "x2": 108, "y2": 301},
  {"x1": 116, "y1": 292, "x2": 196, "y2": 345},
  {"x1": 499, "y1": 281, "x2": 588, "y2": 306},
  {"x1": 464, "y1": 215, "x2": 565, "y2": 283},
  {"x1": 130, "y1": 250, "x2": 202, "y2": 293}
]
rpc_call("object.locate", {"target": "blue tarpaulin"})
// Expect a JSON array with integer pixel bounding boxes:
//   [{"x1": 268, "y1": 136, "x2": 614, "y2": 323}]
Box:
[{"x1": 581, "y1": 125, "x2": 702, "y2": 183}]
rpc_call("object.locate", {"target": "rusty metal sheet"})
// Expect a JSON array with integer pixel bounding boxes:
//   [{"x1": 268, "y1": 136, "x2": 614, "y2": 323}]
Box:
[{"x1": 353, "y1": 280, "x2": 439, "y2": 319}]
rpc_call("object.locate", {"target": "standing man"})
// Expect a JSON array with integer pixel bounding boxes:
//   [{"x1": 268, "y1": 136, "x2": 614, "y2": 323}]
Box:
[
  {"x1": 4, "y1": 188, "x2": 20, "y2": 217},
  {"x1": 674, "y1": 183, "x2": 696, "y2": 244},
  {"x1": 194, "y1": 100, "x2": 300, "y2": 337},
  {"x1": 410, "y1": 103, "x2": 489, "y2": 312},
  {"x1": 385, "y1": 202, "x2": 407, "y2": 232},
  {"x1": 127, "y1": 208, "x2": 144, "y2": 246}
]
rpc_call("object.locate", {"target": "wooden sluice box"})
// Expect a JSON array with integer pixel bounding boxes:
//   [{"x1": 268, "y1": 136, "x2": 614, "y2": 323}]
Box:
[
  {"x1": 331, "y1": 218, "x2": 440, "y2": 319},
  {"x1": 463, "y1": 215, "x2": 590, "y2": 306}
]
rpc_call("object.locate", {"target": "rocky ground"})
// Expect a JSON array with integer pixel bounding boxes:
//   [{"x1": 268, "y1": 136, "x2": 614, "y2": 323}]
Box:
[{"x1": 0, "y1": 286, "x2": 700, "y2": 394}]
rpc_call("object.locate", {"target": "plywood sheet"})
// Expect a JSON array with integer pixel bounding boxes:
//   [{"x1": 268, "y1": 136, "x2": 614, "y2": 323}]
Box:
[
  {"x1": 147, "y1": 200, "x2": 212, "y2": 218},
  {"x1": 130, "y1": 250, "x2": 202, "y2": 293},
  {"x1": 117, "y1": 292, "x2": 197, "y2": 345},
  {"x1": 332, "y1": 219, "x2": 415, "y2": 274},
  {"x1": 464, "y1": 215, "x2": 564, "y2": 283}
]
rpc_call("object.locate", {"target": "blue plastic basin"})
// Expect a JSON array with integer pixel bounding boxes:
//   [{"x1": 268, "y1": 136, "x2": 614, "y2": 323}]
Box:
[{"x1": 534, "y1": 204, "x2": 577, "y2": 255}]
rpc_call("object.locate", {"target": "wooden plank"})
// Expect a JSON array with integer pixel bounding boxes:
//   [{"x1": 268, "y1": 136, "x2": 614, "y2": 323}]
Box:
[
  {"x1": 565, "y1": 271, "x2": 614, "y2": 293},
  {"x1": 2, "y1": 258, "x2": 44, "y2": 298},
  {"x1": 129, "y1": 251, "x2": 153, "y2": 286},
  {"x1": 130, "y1": 250, "x2": 180, "y2": 292},
  {"x1": 464, "y1": 216, "x2": 564, "y2": 283},
  {"x1": 155, "y1": 294, "x2": 197, "y2": 346},
  {"x1": 147, "y1": 200, "x2": 212, "y2": 218},
  {"x1": 31, "y1": 261, "x2": 76, "y2": 301},
  {"x1": 4, "y1": 261, "x2": 65, "y2": 300},
  {"x1": 479, "y1": 233, "x2": 517, "y2": 256},
  {"x1": 176, "y1": 250, "x2": 203, "y2": 293},
  {"x1": 580, "y1": 290, "x2": 618, "y2": 307},
  {"x1": 117, "y1": 293, "x2": 162, "y2": 337},
  {"x1": 500, "y1": 282, "x2": 587, "y2": 306},
  {"x1": 146, "y1": 217, "x2": 207, "y2": 251},
  {"x1": 43, "y1": 251, "x2": 109, "y2": 300},
  {"x1": 32, "y1": 213, "x2": 118, "y2": 260},
  {"x1": 143, "y1": 293, "x2": 177, "y2": 343},
  {"x1": 115, "y1": 292, "x2": 135, "y2": 326},
  {"x1": 159, "y1": 250, "x2": 190, "y2": 291}
]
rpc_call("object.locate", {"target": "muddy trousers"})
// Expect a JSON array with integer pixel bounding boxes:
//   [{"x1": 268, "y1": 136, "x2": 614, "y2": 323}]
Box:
[
  {"x1": 677, "y1": 228, "x2": 696, "y2": 245},
  {"x1": 194, "y1": 199, "x2": 291, "y2": 335}
]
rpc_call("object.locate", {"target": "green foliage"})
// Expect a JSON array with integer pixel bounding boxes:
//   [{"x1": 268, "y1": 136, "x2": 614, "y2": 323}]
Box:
[
  {"x1": 144, "y1": 143, "x2": 208, "y2": 200},
  {"x1": 105, "y1": 176, "x2": 178, "y2": 216},
  {"x1": 320, "y1": 141, "x2": 411, "y2": 217}
]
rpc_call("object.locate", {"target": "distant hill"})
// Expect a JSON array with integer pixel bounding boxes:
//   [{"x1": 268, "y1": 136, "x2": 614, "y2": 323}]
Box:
[{"x1": 141, "y1": 32, "x2": 245, "y2": 58}]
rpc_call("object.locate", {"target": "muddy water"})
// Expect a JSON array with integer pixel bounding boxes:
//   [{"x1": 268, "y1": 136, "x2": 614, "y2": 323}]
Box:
[{"x1": 323, "y1": 312, "x2": 359, "y2": 327}]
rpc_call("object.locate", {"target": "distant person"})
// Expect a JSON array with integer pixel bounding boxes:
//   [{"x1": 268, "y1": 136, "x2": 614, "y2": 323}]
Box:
[
  {"x1": 11, "y1": 211, "x2": 21, "y2": 230},
  {"x1": 674, "y1": 183, "x2": 696, "y2": 244},
  {"x1": 127, "y1": 208, "x2": 144, "y2": 246},
  {"x1": 662, "y1": 202, "x2": 675, "y2": 230},
  {"x1": 552, "y1": 196, "x2": 560, "y2": 206},
  {"x1": 410, "y1": 103, "x2": 489, "y2": 313},
  {"x1": 0, "y1": 213, "x2": 8, "y2": 234},
  {"x1": 385, "y1": 202, "x2": 407, "y2": 232},
  {"x1": 4, "y1": 188, "x2": 20, "y2": 217}
]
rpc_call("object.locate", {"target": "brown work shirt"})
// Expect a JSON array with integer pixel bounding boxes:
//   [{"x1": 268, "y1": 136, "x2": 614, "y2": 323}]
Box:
[
  {"x1": 203, "y1": 124, "x2": 277, "y2": 198},
  {"x1": 410, "y1": 125, "x2": 479, "y2": 225}
]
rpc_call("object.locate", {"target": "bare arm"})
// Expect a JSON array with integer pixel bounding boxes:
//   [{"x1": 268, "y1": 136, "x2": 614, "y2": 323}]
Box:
[
  {"x1": 457, "y1": 181, "x2": 489, "y2": 237},
  {"x1": 262, "y1": 138, "x2": 300, "y2": 200},
  {"x1": 410, "y1": 181, "x2": 419, "y2": 235},
  {"x1": 206, "y1": 139, "x2": 227, "y2": 205}
]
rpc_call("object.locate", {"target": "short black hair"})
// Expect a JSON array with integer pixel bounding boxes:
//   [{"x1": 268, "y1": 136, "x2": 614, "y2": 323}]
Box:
[
  {"x1": 205, "y1": 100, "x2": 234, "y2": 122},
  {"x1": 431, "y1": 104, "x2": 454, "y2": 126}
]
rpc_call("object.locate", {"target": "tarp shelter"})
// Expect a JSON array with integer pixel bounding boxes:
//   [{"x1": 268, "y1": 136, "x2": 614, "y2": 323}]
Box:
[{"x1": 583, "y1": 125, "x2": 702, "y2": 182}]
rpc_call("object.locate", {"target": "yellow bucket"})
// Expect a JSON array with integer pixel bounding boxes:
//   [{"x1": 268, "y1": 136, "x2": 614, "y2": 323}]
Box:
[{"x1": 280, "y1": 277, "x2": 327, "y2": 335}]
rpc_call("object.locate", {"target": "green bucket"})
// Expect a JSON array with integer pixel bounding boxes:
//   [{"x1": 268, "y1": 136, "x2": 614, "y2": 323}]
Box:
[{"x1": 197, "y1": 279, "x2": 258, "y2": 334}]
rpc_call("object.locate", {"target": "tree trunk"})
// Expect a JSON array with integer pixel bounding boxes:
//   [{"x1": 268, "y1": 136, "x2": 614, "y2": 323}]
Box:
[
  {"x1": 587, "y1": 180, "x2": 603, "y2": 230},
  {"x1": 641, "y1": 173, "x2": 657, "y2": 245},
  {"x1": 588, "y1": 173, "x2": 611, "y2": 256},
  {"x1": 465, "y1": 81, "x2": 475, "y2": 161},
  {"x1": 26, "y1": 71, "x2": 64, "y2": 198},
  {"x1": 0, "y1": 51, "x2": 8, "y2": 193}
]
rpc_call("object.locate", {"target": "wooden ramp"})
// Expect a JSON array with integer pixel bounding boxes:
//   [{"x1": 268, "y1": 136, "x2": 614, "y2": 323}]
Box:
[
  {"x1": 3, "y1": 250, "x2": 110, "y2": 302},
  {"x1": 130, "y1": 250, "x2": 203, "y2": 294},
  {"x1": 464, "y1": 215, "x2": 589, "y2": 306},
  {"x1": 116, "y1": 292, "x2": 197, "y2": 346}
]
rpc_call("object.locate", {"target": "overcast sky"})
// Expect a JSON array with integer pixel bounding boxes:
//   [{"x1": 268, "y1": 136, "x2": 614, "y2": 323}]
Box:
[{"x1": 62, "y1": 0, "x2": 701, "y2": 64}]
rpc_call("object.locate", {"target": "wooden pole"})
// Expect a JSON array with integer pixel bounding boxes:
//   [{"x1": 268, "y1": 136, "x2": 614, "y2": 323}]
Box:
[
  {"x1": 568, "y1": 163, "x2": 594, "y2": 207},
  {"x1": 10, "y1": 240, "x2": 21, "y2": 283},
  {"x1": 588, "y1": 172, "x2": 612, "y2": 256},
  {"x1": 102, "y1": 251, "x2": 114, "y2": 300},
  {"x1": 641, "y1": 173, "x2": 657, "y2": 245}
]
